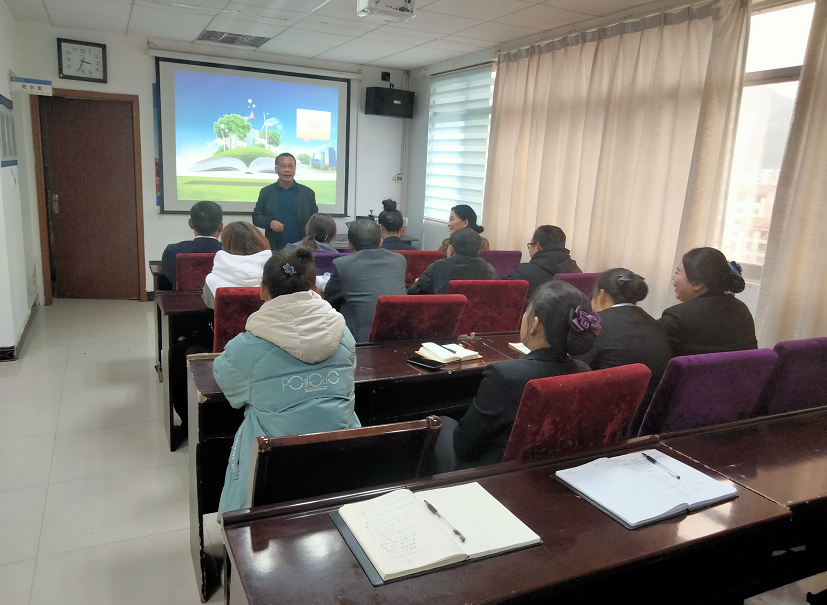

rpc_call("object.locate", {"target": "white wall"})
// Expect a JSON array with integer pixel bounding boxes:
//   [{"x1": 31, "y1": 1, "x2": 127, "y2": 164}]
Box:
[
  {"x1": 403, "y1": 68, "x2": 430, "y2": 244},
  {"x1": 11, "y1": 21, "x2": 408, "y2": 294}
]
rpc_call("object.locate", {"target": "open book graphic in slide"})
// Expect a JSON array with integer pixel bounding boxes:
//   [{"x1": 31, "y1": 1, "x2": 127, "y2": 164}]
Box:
[
  {"x1": 331, "y1": 482, "x2": 541, "y2": 585},
  {"x1": 555, "y1": 449, "x2": 738, "y2": 529}
]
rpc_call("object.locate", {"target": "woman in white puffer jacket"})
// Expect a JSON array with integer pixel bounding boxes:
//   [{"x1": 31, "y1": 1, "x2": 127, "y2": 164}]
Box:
[{"x1": 202, "y1": 221, "x2": 272, "y2": 308}]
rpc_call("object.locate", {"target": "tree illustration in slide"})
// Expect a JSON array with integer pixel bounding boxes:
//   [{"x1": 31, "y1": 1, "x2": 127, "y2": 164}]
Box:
[
  {"x1": 213, "y1": 114, "x2": 251, "y2": 140},
  {"x1": 298, "y1": 153, "x2": 311, "y2": 166}
]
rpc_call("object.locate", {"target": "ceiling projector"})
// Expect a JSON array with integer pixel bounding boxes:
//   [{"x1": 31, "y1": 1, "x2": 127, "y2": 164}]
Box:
[{"x1": 357, "y1": 0, "x2": 415, "y2": 22}]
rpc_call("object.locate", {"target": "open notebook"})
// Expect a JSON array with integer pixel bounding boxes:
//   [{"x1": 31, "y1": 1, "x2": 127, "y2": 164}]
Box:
[
  {"x1": 555, "y1": 449, "x2": 738, "y2": 529},
  {"x1": 331, "y1": 482, "x2": 541, "y2": 584},
  {"x1": 416, "y1": 342, "x2": 482, "y2": 363}
]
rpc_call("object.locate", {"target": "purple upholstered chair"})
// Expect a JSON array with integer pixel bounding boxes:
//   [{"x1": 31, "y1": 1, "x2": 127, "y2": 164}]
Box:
[
  {"x1": 637, "y1": 349, "x2": 779, "y2": 436},
  {"x1": 314, "y1": 252, "x2": 349, "y2": 276},
  {"x1": 478, "y1": 250, "x2": 523, "y2": 278},
  {"x1": 755, "y1": 337, "x2": 827, "y2": 416},
  {"x1": 553, "y1": 272, "x2": 600, "y2": 297}
]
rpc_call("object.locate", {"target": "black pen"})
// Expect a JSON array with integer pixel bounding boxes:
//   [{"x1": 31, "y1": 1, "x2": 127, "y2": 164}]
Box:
[
  {"x1": 423, "y1": 500, "x2": 466, "y2": 542},
  {"x1": 641, "y1": 452, "x2": 681, "y2": 479}
]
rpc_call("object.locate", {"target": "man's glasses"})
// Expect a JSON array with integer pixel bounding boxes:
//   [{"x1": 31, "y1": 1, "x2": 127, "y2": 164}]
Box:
[{"x1": 526, "y1": 242, "x2": 538, "y2": 250}]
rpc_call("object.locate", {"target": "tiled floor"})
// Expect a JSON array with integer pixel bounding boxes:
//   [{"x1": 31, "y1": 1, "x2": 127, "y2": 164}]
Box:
[
  {"x1": 0, "y1": 299, "x2": 220, "y2": 604},
  {"x1": 2, "y1": 299, "x2": 825, "y2": 605}
]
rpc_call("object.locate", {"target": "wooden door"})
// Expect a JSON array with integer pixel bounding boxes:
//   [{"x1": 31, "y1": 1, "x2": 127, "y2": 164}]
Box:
[{"x1": 39, "y1": 96, "x2": 141, "y2": 299}]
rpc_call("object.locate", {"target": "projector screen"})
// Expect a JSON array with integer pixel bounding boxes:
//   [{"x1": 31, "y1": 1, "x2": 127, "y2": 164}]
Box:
[{"x1": 157, "y1": 58, "x2": 351, "y2": 215}]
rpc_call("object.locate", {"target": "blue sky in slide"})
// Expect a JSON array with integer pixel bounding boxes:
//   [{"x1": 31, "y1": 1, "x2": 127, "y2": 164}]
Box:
[{"x1": 173, "y1": 69, "x2": 340, "y2": 157}]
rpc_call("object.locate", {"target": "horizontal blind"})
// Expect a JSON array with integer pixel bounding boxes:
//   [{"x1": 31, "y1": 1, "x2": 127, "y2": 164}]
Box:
[{"x1": 425, "y1": 67, "x2": 496, "y2": 222}]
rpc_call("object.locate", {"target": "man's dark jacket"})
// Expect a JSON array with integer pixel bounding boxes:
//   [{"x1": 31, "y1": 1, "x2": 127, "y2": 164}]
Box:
[
  {"x1": 504, "y1": 247, "x2": 581, "y2": 298},
  {"x1": 252, "y1": 181, "x2": 318, "y2": 250},
  {"x1": 407, "y1": 255, "x2": 498, "y2": 295}
]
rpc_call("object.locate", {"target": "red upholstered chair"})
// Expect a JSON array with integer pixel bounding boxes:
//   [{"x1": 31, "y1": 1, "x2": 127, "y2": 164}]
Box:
[
  {"x1": 502, "y1": 364, "x2": 651, "y2": 463},
  {"x1": 448, "y1": 280, "x2": 529, "y2": 335},
  {"x1": 478, "y1": 250, "x2": 523, "y2": 277},
  {"x1": 553, "y1": 272, "x2": 600, "y2": 297},
  {"x1": 175, "y1": 253, "x2": 216, "y2": 291},
  {"x1": 368, "y1": 295, "x2": 467, "y2": 342},
  {"x1": 390, "y1": 250, "x2": 445, "y2": 287},
  {"x1": 212, "y1": 287, "x2": 264, "y2": 353}
]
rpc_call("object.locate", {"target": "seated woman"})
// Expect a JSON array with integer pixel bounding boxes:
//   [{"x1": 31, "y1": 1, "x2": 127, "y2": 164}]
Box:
[
  {"x1": 579, "y1": 269, "x2": 672, "y2": 437},
  {"x1": 378, "y1": 199, "x2": 414, "y2": 250},
  {"x1": 215, "y1": 248, "x2": 360, "y2": 519},
  {"x1": 433, "y1": 281, "x2": 596, "y2": 472},
  {"x1": 284, "y1": 213, "x2": 338, "y2": 253},
  {"x1": 660, "y1": 247, "x2": 757, "y2": 357},
  {"x1": 202, "y1": 221, "x2": 271, "y2": 309},
  {"x1": 438, "y1": 204, "x2": 489, "y2": 255}
]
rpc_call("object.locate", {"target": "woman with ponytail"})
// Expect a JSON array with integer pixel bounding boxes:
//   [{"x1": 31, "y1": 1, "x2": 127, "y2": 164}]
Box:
[
  {"x1": 580, "y1": 268, "x2": 672, "y2": 436},
  {"x1": 438, "y1": 204, "x2": 490, "y2": 255},
  {"x1": 214, "y1": 248, "x2": 360, "y2": 520},
  {"x1": 433, "y1": 281, "x2": 595, "y2": 472},
  {"x1": 660, "y1": 247, "x2": 757, "y2": 357},
  {"x1": 284, "y1": 212, "x2": 338, "y2": 252}
]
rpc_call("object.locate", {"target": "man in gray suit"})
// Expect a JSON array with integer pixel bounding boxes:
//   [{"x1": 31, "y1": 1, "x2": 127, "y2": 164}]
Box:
[{"x1": 324, "y1": 219, "x2": 407, "y2": 342}]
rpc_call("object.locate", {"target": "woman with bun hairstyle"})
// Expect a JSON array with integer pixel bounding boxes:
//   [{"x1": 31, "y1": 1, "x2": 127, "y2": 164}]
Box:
[
  {"x1": 202, "y1": 221, "x2": 271, "y2": 309},
  {"x1": 284, "y1": 212, "x2": 338, "y2": 252},
  {"x1": 660, "y1": 247, "x2": 757, "y2": 357},
  {"x1": 215, "y1": 248, "x2": 360, "y2": 519},
  {"x1": 433, "y1": 281, "x2": 596, "y2": 472},
  {"x1": 378, "y1": 199, "x2": 414, "y2": 250},
  {"x1": 579, "y1": 269, "x2": 672, "y2": 436},
  {"x1": 438, "y1": 204, "x2": 490, "y2": 256}
]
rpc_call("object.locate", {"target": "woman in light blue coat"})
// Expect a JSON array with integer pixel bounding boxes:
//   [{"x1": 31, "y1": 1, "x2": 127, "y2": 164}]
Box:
[{"x1": 215, "y1": 247, "x2": 360, "y2": 520}]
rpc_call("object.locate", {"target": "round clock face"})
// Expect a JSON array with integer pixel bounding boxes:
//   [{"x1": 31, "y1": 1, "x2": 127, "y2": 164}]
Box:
[{"x1": 61, "y1": 42, "x2": 104, "y2": 80}]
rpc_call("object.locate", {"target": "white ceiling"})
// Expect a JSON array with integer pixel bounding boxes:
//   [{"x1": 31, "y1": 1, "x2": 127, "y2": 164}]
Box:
[{"x1": 5, "y1": 0, "x2": 662, "y2": 69}]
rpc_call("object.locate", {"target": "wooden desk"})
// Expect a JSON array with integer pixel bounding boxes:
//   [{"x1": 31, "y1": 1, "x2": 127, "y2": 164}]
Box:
[
  {"x1": 156, "y1": 291, "x2": 213, "y2": 452},
  {"x1": 186, "y1": 333, "x2": 518, "y2": 601},
  {"x1": 149, "y1": 260, "x2": 172, "y2": 381},
  {"x1": 663, "y1": 408, "x2": 827, "y2": 590},
  {"x1": 222, "y1": 441, "x2": 790, "y2": 605}
]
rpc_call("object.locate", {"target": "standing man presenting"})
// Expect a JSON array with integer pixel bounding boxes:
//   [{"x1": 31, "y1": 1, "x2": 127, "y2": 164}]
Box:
[{"x1": 253, "y1": 153, "x2": 318, "y2": 250}]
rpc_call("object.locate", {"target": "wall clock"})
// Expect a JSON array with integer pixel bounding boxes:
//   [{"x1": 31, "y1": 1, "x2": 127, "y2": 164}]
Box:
[{"x1": 57, "y1": 38, "x2": 107, "y2": 83}]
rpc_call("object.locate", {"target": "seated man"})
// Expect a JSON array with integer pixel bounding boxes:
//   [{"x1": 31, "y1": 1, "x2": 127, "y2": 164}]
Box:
[
  {"x1": 408, "y1": 228, "x2": 497, "y2": 295},
  {"x1": 504, "y1": 225, "x2": 581, "y2": 298},
  {"x1": 161, "y1": 200, "x2": 223, "y2": 288},
  {"x1": 324, "y1": 219, "x2": 407, "y2": 343}
]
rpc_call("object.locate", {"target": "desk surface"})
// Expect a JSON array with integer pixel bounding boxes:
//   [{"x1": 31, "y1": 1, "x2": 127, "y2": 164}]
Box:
[
  {"x1": 155, "y1": 291, "x2": 211, "y2": 315},
  {"x1": 664, "y1": 409, "x2": 827, "y2": 509},
  {"x1": 223, "y1": 443, "x2": 789, "y2": 605},
  {"x1": 190, "y1": 333, "x2": 521, "y2": 397},
  {"x1": 149, "y1": 260, "x2": 163, "y2": 276}
]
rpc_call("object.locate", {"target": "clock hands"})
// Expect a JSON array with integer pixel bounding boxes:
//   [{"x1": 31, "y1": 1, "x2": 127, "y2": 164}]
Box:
[{"x1": 76, "y1": 58, "x2": 90, "y2": 74}]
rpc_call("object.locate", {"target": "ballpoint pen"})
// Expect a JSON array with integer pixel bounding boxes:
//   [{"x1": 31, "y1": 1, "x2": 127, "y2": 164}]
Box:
[
  {"x1": 423, "y1": 500, "x2": 466, "y2": 542},
  {"x1": 641, "y1": 452, "x2": 681, "y2": 479}
]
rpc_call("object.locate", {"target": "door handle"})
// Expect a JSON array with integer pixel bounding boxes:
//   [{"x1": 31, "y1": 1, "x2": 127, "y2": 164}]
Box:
[{"x1": 51, "y1": 193, "x2": 58, "y2": 214}]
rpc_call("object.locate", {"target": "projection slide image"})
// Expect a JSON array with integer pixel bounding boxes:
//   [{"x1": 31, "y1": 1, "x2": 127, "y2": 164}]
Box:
[{"x1": 173, "y1": 69, "x2": 341, "y2": 206}]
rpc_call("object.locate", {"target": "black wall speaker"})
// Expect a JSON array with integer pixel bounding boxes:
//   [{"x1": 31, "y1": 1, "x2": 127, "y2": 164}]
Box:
[{"x1": 365, "y1": 87, "x2": 414, "y2": 119}]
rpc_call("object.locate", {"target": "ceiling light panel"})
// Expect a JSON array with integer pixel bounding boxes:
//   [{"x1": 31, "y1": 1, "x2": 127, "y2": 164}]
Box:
[
  {"x1": 45, "y1": 0, "x2": 132, "y2": 34},
  {"x1": 257, "y1": 38, "x2": 332, "y2": 57}
]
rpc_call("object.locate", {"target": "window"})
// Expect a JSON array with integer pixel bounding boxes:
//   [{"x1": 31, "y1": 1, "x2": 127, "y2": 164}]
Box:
[
  {"x1": 424, "y1": 67, "x2": 496, "y2": 222},
  {"x1": 721, "y1": 2, "x2": 815, "y2": 270}
]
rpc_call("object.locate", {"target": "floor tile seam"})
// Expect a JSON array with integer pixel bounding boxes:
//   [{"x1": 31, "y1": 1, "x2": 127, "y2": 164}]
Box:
[
  {"x1": 33, "y1": 524, "x2": 192, "y2": 561},
  {"x1": 43, "y1": 460, "x2": 189, "y2": 487},
  {"x1": 52, "y1": 418, "x2": 160, "y2": 435},
  {"x1": 0, "y1": 557, "x2": 36, "y2": 569}
]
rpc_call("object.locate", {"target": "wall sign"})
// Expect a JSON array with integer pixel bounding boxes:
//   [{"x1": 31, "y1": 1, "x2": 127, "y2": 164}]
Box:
[{"x1": 9, "y1": 77, "x2": 52, "y2": 96}]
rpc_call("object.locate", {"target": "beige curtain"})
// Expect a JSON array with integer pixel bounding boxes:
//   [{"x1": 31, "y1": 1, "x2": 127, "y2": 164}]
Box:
[
  {"x1": 756, "y1": 0, "x2": 827, "y2": 346},
  {"x1": 484, "y1": 0, "x2": 749, "y2": 316}
]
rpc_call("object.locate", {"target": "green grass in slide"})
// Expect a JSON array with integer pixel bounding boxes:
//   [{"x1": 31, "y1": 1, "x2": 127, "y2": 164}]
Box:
[
  {"x1": 177, "y1": 176, "x2": 337, "y2": 205},
  {"x1": 212, "y1": 146, "x2": 276, "y2": 166}
]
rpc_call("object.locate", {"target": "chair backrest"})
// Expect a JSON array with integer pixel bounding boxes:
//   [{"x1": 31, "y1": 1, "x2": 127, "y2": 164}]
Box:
[
  {"x1": 249, "y1": 416, "x2": 442, "y2": 508},
  {"x1": 175, "y1": 253, "x2": 216, "y2": 291},
  {"x1": 368, "y1": 294, "x2": 467, "y2": 342},
  {"x1": 212, "y1": 287, "x2": 264, "y2": 353},
  {"x1": 756, "y1": 337, "x2": 827, "y2": 416},
  {"x1": 478, "y1": 250, "x2": 523, "y2": 277},
  {"x1": 390, "y1": 250, "x2": 445, "y2": 287},
  {"x1": 637, "y1": 349, "x2": 779, "y2": 436},
  {"x1": 314, "y1": 252, "x2": 349, "y2": 276},
  {"x1": 503, "y1": 364, "x2": 651, "y2": 463},
  {"x1": 448, "y1": 280, "x2": 529, "y2": 335},
  {"x1": 552, "y1": 272, "x2": 600, "y2": 297}
]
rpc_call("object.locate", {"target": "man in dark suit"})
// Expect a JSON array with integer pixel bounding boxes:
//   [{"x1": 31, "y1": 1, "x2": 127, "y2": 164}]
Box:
[
  {"x1": 407, "y1": 228, "x2": 497, "y2": 295},
  {"x1": 324, "y1": 219, "x2": 407, "y2": 343},
  {"x1": 252, "y1": 152, "x2": 318, "y2": 250},
  {"x1": 161, "y1": 200, "x2": 223, "y2": 288},
  {"x1": 504, "y1": 225, "x2": 581, "y2": 298}
]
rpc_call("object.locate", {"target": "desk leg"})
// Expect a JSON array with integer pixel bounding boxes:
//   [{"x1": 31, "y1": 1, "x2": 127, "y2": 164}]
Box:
[
  {"x1": 155, "y1": 299, "x2": 163, "y2": 383},
  {"x1": 161, "y1": 315, "x2": 186, "y2": 451}
]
